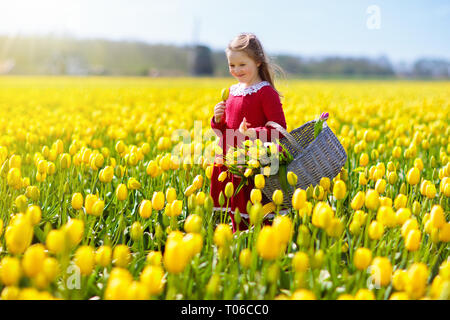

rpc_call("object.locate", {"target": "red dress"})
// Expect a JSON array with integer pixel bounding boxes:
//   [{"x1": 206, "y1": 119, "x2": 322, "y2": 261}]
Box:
[{"x1": 210, "y1": 81, "x2": 287, "y2": 232}]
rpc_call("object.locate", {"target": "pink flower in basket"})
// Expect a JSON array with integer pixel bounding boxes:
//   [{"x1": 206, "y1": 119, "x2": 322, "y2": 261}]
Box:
[
  {"x1": 320, "y1": 112, "x2": 329, "y2": 121},
  {"x1": 277, "y1": 144, "x2": 292, "y2": 164}
]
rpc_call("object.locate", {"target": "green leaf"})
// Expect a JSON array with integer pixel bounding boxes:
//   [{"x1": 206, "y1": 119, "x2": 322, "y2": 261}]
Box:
[
  {"x1": 278, "y1": 164, "x2": 290, "y2": 195},
  {"x1": 233, "y1": 178, "x2": 247, "y2": 197}
]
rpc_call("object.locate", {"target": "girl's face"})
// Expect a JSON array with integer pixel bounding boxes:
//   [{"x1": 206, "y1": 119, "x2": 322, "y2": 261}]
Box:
[{"x1": 227, "y1": 50, "x2": 261, "y2": 85}]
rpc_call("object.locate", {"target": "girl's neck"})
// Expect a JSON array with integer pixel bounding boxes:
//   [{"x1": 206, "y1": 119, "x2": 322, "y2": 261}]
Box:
[{"x1": 240, "y1": 76, "x2": 263, "y2": 88}]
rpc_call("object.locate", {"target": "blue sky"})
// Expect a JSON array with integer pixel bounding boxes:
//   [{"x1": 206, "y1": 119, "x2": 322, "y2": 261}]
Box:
[{"x1": 0, "y1": 0, "x2": 449, "y2": 63}]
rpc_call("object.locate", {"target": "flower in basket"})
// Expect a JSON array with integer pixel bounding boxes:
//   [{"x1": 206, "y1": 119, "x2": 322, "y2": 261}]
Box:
[
  {"x1": 314, "y1": 112, "x2": 329, "y2": 139},
  {"x1": 225, "y1": 139, "x2": 294, "y2": 198},
  {"x1": 277, "y1": 143, "x2": 292, "y2": 162}
]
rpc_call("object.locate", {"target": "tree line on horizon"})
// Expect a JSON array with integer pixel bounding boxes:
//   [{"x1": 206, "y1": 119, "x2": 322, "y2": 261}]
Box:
[{"x1": 0, "y1": 35, "x2": 448, "y2": 79}]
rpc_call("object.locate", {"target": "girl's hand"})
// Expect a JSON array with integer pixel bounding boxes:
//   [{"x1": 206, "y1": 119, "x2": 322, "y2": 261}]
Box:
[
  {"x1": 239, "y1": 117, "x2": 257, "y2": 139},
  {"x1": 214, "y1": 102, "x2": 226, "y2": 123}
]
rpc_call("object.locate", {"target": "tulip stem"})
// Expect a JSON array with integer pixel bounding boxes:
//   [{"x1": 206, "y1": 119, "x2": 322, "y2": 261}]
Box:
[{"x1": 224, "y1": 198, "x2": 229, "y2": 224}]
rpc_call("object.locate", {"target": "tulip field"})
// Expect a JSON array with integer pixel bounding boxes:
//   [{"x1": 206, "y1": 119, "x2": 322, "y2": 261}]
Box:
[{"x1": 0, "y1": 76, "x2": 449, "y2": 300}]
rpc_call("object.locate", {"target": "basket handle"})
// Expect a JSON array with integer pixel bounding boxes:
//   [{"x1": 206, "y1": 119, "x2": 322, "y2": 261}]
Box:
[{"x1": 265, "y1": 121, "x2": 299, "y2": 149}]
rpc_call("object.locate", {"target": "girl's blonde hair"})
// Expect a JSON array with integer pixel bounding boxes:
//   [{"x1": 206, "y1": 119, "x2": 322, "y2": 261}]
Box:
[{"x1": 226, "y1": 33, "x2": 285, "y2": 96}]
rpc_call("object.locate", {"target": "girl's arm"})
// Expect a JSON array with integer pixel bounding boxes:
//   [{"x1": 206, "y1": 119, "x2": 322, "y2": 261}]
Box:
[
  {"x1": 252, "y1": 87, "x2": 287, "y2": 141},
  {"x1": 211, "y1": 115, "x2": 227, "y2": 132},
  {"x1": 211, "y1": 99, "x2": 228, "y2": 133}
]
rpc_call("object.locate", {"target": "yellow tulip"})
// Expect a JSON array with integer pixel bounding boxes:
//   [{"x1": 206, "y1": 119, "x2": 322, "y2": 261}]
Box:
[
  {"x1": 370, "y1": 257, "x2": 392, "y2": 287},
  {"x1": 91, "y1": 199, "x2": 105, "y2": 217},
  {"x1": 146, "y1": 251, "x2": 163, "y2": 266},
  {"x1": 205, "y1": 165, "x2": 213, "y2": 179},
  {"x1": 182, "y1": 233, "x2": 203, "y2": 258},
  {"x1": 375, "y1": 178, "x2": 386, "y2": 194},
  {"x1": 130, "y1": 221, "x2": 143, "y2": 241},
  {"x1": 430, "y1": 205, "x2": 445, "y2": 229},
  {"x1": 272, "y1": 215, "x2": 293, "y2": 245},
  {"x1": 387, "y1": 171, "x2": 398, "y2": 184},
  {"x1": 401, "y1": 218, "x2": 419, "y2": 238},
  {"x1": 213, "y1": 224, "x2": 232, "y2": 247},
  {"x1": 139, "y1": 199, "x2": 152, "y2": 218},
  {"x1": 165, "y1": 187, "x2": 177, "y2": 204},
  {"x1": 152, "y1": 191, "x2": 165, "y2": 211},
  {"x1": 291, "y1": 289, "x2": 316, "y2": 300},
  {"x1": 43, "y1": 257, "x2": 60, "y2": 282},
  {"x1": 116, "y1": 184, "x2": 128, "y2": 201},
  {"x1": 7, "y1": 168, "x2": 21, "y2": 187},
  {"x1": 292, "y1": 252, "x2": 309, "y2": 273},
  {"x1": 22, "y1": 244, "x2": 46, "y2": 278},
  {"x1": 438, "y1": 223, "x2": 450, "y2": 242},
  {"x1": 192, "y1": 175, "x2": 204, "y2": 190},
  {"x1": 46, "y1": 229, "x2": 66, "y2": 254},
  {"x1": 312, "y1": 202, "x2": 334, "y2": 229},
  {"x1": 113, "y1": 245, "x2": 131, "y2": 268},
  {"x1": 184, "y1": 214, "x2": 202, "y2": 233},
  {"x1": 254, "y1": 174, "x2": 265, "y2": 189},
  {"x1": 313, "y1": 185, "x2": 325, "y2": 200},
  {"x1": 140, "y1": 265, "x2": 165, "y2": 296},
  {"x1": 25, "y1": 205, "x2": 42, "y2": 225},
  {"x1": 350, "y1": 191, "x2": 365, "y2": 210},
  {"x1": 354, "y1": 248, "x2": 372, "y2": 270},
  {"x1": 25, "y1": 185, "x2": 40, "y2": 201},
  {"x1": 184, "y1": 184, "x2": 196, "y2": 197},
  {"x1": 393, "y1": 194, "x2": 407, "y2": 210},
  {"x1": 74, "y1": 246, "x2": 95, "y2": 275},
  {"x1": 406, "y1": 167, "x2": 420, "y2": 185},
  {"x1": 414, "y1": 158, "x2": 424, "y2": 171},
  {"x1": 0, "y1": 257, "x2": 22, "y2": 286},
  {"x1": 218, "y1": 171, "x2": 227, "y2": 182},
  {"x1": 96, "y1": 245, "x2": 112, "y2": 267},
  {"x1": 365, "y1": 189, "x2": 380, "y2": 211},
  {"x1": 355, "y1": 289, "x2": 375, "y2": 300},
  {"x1": 239, "y1": 249, "x2": 252, "y2": 269},
  {"x1": 395, "y1": 208, "x2": 411, "y2": 226},
  {"x1": 425, "y1": 184, "x2": 437, "y2": 199},
  {"x1": 272, "y1": 189, "x2": 283, "y2": 206},
  {"x1": 287, "y1": 171, "x2": 298, "y2": 186},
  {"x1": 9, "y1": 154, "x2": 22, "y2": 169},
  {"x1": 359, "y1": 172, "x2": 368, "y2": 186},
  {"x1": 63, "y1": 219, "x2": 84, "y2": 247},
  {"x1": 368, "y1": 220, "x2": 384, "y2": 240},
  {"x1": 319, "y1": 177, "x2": 331, "y2": 192},
  {"x1": 195, "y1": 191, "x2": 206, "y2": 206},
  {"x1": 359, "y1": 153, "x2": 369, "y2": 166},
  {"x1": 376, "y1": 206, "x2": 396, "y2": 227},
  {"x1": 163, "y1": 235, "x2": 189, "y2": 274},
  {"x1": 333, "y1": 180, "x2": 347, "y2": 200},
  {"x1": 250, "y1": 188, "x2": 262, "y2": 204},
  {"x1": 5, "y1": 214, "x2": 34, "y2": 255},
  {"x1": 84, "y1": 194, "x2": 98, "y2": 214},
  {"x1": 256, "y1": 226, "x2": 281, "y2": 261},
  {"x1": 127, "y1": 177, "x2": 141, "y2": 190},
  {"x1": 292, "y1": 188, "x2": 307, "y2": 210},
  {"x1": 249, "y1": 202, "x2": 263, "y2": 225},
  {"x1": 405, "y1": 229, "x2": 421, "y2": 251},
  {"x1": 170, "y1": 200, "x2": 183, "y2": 217},
  {"x1": 404, "y1": 263, "x2": 428, "y2": 299},
  {"x1": 224, "y1": 182, "x2": 234, "y2": 198},
  {"x1": 71, "y1": 193, "x2": 84, "y2": 210}
]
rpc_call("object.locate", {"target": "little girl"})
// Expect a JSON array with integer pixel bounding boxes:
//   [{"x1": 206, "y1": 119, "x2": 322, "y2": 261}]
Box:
[{"x1": 210, "y1": 33, "x2": 287, "y2": 232}]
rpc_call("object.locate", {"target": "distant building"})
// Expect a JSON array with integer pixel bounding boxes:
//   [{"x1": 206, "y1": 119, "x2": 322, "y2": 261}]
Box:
[
  {"x1": 46, "y1": 53, "x2": 89, "y2": 75},
  {"x1": 190, "y1": 45, "x2": 214, "y2": 76},
  {"x1": 0, "y1": 59, "x2": 15, "y2": 74}
]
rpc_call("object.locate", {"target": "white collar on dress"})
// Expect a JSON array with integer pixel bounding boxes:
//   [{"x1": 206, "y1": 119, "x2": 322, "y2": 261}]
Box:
[{"x1": 229, "y1": 81, "x2": 270, "y2": 96}]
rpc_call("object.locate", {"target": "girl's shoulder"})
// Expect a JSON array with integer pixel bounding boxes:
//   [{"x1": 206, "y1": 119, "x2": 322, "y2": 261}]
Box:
[{"x1": 229, "y1": 81, "x2": 273, "y2": 97}]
